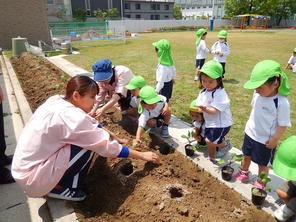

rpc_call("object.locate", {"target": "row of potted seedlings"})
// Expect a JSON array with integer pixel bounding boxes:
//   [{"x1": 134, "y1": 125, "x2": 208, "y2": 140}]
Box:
[{"x1": 181, "y1": 130, "x2": 271, "y2": 206}]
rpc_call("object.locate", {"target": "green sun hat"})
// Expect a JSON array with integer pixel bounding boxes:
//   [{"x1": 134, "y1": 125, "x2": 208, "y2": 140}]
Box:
[
  {"x1": 218, "y1": 30, "x2": 228, "y2": 38},
  {"x1": 196, "y1": 28, "x2": 207, "y2": 45},
  {"x1": 272, "y1": 136, "x2": 296, "y2": 181},
  {"x1": 293, "y1": 48, "x2": 296, "y2": 53},
  {"x1": 138, "y1": 86, "x2": 161, "y2": 113},
  {"x1": 125, "y1": 76, "x2": 147, "y2": 90},
  {"x1": 152, "y1": 39, "x2": 174, "y2": 66},
  {"x1": 200, "y1": 60, "x2": 223, "y2": 79},
  {"x1": 244, "y1": 60, "x2": 290, "y2": 96},
  {"x1": 189, "y1": 99, "x2": 202, "y2": 112}
]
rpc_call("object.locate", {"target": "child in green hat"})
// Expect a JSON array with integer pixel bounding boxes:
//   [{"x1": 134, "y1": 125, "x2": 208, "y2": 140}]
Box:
[
  {"x1": 152, "y1": 39, "x2": 176, "y2": 102},
  {"x1": 195, "y1": 28, "x2": 210, "y2": 81},
  {"x1": 285, "y1": 48, "x2": 296, "y2": 73},
  {"x1": 272, "y1": 136, "x2": 296, "y2": 221},
  {"x1": 235, "y1": 60, "x2": 291, "y2": 190},
  {"x1": 125, "y1": 75, "x2": 147, "y2": 118},
  {"x1": 188, "y1": 99, "x2": 206, "y2": 146},
  {"x1": 211, "y1": 30, "x2": 230, "y2": 78},
  {"x1": 196, "y1": 60, "x2": 233, "y2": 162},
  {"x1": 135, "y1": 86, "x2": 171, "y2": 141}
]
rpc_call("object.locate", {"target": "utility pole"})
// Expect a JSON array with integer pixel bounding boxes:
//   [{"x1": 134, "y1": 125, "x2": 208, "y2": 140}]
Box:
[{"x1": 121, "y1": 0, "x2": 124, "y2": 19}]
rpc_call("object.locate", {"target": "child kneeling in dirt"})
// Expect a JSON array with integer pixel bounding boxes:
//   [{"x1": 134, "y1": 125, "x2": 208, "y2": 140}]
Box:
[
  {"x1": 135, "y1": 86, "x2": 171, "y2": 142},
  {"x1": 188, "y1": 99, "x2": 206, "y2": 147},
  {"x1": 285, "y1": 48, "x2": 296, "y2": 73},
  {"x1": 272, "y1": 136, "x2": 296, "y2": 221},
  {"x1": 11, "y1": 75, "x2": 159, "y2": 202}
]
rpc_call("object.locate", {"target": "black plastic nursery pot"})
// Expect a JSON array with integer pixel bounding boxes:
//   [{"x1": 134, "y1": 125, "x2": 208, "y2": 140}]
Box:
[
  {"x1": 221, "y1": 165, "x2": 234, "y2": 181},
  {"x1": 251, "y1": 187, "x2": 267, "y2": 205},
  {"x1": 185, "y1": 144, "x2": 195, "y2": 157},
  {"x1": 159, "y1": 143, "x2": 171, "y2": 155}
]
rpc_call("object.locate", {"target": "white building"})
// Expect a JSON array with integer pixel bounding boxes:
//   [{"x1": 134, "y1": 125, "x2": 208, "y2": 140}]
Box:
[{"x1": 174, "y1": 0, "x2": 225, "y2": 20}]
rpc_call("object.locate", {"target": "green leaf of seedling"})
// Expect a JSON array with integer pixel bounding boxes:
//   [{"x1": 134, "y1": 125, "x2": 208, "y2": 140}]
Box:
[
  {"x1": 265, "y1": 186, "x2": 272, "y2": 192},
  {"x1": 215, "y1": 158, "x2": 225, "y2": 165},
  {"x1": 181, "y1": 135, "x2": 188, "y2": 139},
  {"x1": 132, "y1": 141, "x2": 138, "y2": 147},
  {"x1": 47, "y1": 74, "x2": 53, "y2": 79},
  {"x1": 231, "y1": 153, "x2": 243, "y2": 162},
  {"x1": 236, "y1": 163, "x2": 242, "y2": 169},
  {"x1": 252, "y1": 188, "x2": 260, "y2": 194},
  {"x1": 144, "y1": 128, "x2": 150, "y2": 134}
]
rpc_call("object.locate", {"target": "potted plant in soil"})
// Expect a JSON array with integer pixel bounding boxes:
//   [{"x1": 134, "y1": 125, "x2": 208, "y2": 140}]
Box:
[
  {"x1": 181, "y1": 130, "x2": 196, "y2": 157},
  {"x1": 251, "y1": 172, "x2": 271, "y2": 205},
  {"x1": 221, "y1": 153, "x2": 243, "y2": 181}
]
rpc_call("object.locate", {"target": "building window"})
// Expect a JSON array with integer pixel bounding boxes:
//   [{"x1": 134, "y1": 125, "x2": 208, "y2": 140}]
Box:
[
  {"x1": 135, "y1": 3, "x2": 141, "y2": 10},
  {"x1": 125, "y1": 14, "x2": 131, "y2": 18},
  {"x1": 203, "y1": 6, "x2": 206, "y2": 8},
  {"x1": 218, "y1": 5, "x2": 222, "y2": 8},
  {"x1": 136, "y1": 14, "x2": 141, "y2": 19},
  {"x1": 209, "y1": 5, "x2": 212, "y2": 8},
  {"x1": 125, "y1": 3, "x2": 130, "y2": 9},
  {"x1": 151, "y1": 14, "x2": 160, "y2": 20},
  {"x1": 165, "y1": 15, "x2": 169, "y2": 19},
  {"x1": 151, "y1": 4, "x2": 160, "y2": 10},
  {"x1": 47, "y1": 0, "x2": 54, "y2": 4},
  {"x1": 164, "y1": 4, "x2": 169, "y2": 10}
]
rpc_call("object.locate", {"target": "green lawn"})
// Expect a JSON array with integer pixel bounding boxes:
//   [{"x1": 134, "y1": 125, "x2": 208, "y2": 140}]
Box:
[{"x1": 66, "y1": 30, "x2": 296, "y2": 148}]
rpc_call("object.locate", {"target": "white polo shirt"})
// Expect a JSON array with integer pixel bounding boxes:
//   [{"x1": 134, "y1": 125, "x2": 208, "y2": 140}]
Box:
[
  {"x1": 138, "y1": 95, "x2": 167, "y2": 128},
  {"x1": 155, "y1": 64, "x2": 176, "y2": 93},
  {"x1": 130, "y1": 96, "x2": 140, "y2": 108},
  {"x1": 211, "y1": 41, "x2": 230, "y2": 63},
  {"x1": 196, "y1": 39, "x2": 210, "y2": 60},
  {"x1": 196, "y1": 87, "x2": 233, "y2": 128},
  {"x1": 288, "y1": 55, "x2": 296, "y2": 73},
  {"x1": 245, "y1": 92, "x2": 291, "y2": 144}
]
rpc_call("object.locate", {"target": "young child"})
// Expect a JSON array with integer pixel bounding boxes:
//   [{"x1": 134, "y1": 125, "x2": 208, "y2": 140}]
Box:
[
  {"x1": 188, "y1": 99, "x2": 206, "y2": 146},
  {"x1": 196, "y1": 60, "x2": 233, "y2": 162},
  {"x1": 211, "y1": 30, "x2": 230, "y2": 78},
  {"x1": 125, "y1": 75, "x2": 147, "y2": 118},
  {"x1": 272, "y1": 136, "x2": 296, "y2": 221},
  {"x1": 235, "y1": 60, "x2": 291, "y2": 189},
  {"x1": 195, "y1": 28, "x2": 210, "y2": 81},
  {"x1": 285, "y1": 48, "x2": 296, "y2": 73},
  {"x1": 135, "y1": 85, "x2": 171, "y2": 141},
  {"x1": 152, "y1": 39, "x2": 176, "y2": 102}
]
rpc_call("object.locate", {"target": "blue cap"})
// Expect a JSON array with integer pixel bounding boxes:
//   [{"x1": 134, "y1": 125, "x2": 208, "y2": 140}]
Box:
[{"x1": 92, "y1": 59, "x2": 113, "y2": 81}]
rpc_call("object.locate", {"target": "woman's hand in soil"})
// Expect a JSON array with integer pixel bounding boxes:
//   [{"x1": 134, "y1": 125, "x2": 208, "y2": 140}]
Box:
[
  {"x1": 141, "y1": 152, "x2": 160, "y2": 163},
  {"x1": 118, "y1": 138, "x2": 129, "y2": 144}
]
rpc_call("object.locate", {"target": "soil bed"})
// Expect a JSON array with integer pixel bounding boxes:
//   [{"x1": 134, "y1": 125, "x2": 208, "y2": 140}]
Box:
[{"x1": 10, "y1": 53, "x2": 275, "y2": 222}]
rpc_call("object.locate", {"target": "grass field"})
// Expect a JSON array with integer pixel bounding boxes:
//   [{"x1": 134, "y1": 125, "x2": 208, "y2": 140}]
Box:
[{"x1": 66, "y1": 30, "x2": 296, "y2": 148}]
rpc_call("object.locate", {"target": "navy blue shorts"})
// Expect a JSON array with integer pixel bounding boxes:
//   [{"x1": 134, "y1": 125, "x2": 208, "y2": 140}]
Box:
[
  {"x1": 196, "y1": 59, "x2": 205, "y2": 69},
  {"x1": 204, "y1": 127, "x2": 230, "y2": 144},
  {"x1": 220, "y1": 62, "x2": 226, "y2": 75},
  {"x1": 159, "y1": 80, "x2": 173, "y2": 102},
  {"x1": 242, "y1": 134, "x2": 275, "y2": 166}
]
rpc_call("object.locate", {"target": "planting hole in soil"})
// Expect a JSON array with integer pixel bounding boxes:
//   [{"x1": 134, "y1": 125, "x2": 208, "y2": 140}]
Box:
[
  {"x1": 159, "y1": 143, "x2": 171, "y2": 155},
  {"x1": 221, "y1": 165, "x2": 234, "y2": 181},
  {"x1": 10, "y1": 53, "x2": 276, "y2": 222},
  {"x1": 119, "y1": 162, "x2": 134, "y2": 176},
  {"x1": 169, "y1": 187, "x2": 183, "y2": 198}
]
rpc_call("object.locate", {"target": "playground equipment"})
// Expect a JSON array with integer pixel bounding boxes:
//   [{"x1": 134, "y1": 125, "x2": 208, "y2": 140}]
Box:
[{"x1": 231, "y1": 14, "x2": 270, "y2": 30}]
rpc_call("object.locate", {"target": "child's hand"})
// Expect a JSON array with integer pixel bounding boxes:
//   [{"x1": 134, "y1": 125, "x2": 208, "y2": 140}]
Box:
[
  {"x1": 265, "y1": 137, "x2": 279, "y2": 149},
  {"x1": 196, "y1": 105, "x2": 207, "y2": 112},
  {"x1": 141, "y1": 152, "x2": 160, "y2": 164}
]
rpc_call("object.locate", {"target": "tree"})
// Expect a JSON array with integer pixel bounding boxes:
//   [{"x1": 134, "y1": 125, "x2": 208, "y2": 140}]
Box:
[
  {"x1": 55, "y1": 8, "x2": 67, "y2": 21},
  {"x1": 173, "y1": 4, "x2": 182, "y2": 20},
  {"x1": 93, "y1": 9, "x2": 108, "y2": 20},
  {"x1": 73, "y1": 8, "x2": 87, "y2": 22},
  {"x1": 107, "y1": 8, "x2": 119, "y2": 19}
]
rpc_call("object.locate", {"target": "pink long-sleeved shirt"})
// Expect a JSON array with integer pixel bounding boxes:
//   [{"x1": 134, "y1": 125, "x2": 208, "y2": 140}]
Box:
[{"x1": 12, "y1": 95, "x2": 123, "y2": 197}]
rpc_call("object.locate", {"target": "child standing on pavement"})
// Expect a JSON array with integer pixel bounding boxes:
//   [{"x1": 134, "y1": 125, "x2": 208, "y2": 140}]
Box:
[
  {"x1": 135, "y1": 86, "x2": 171, "y2": 141},
  {"x1": 235, "y1": 60, "x2": 291, "y2": 190},
  {"x1": 196, "y1": 60, "x2": 233, "y2": 162},
  {"x1": 188, "y1": 99, "x2": 206, "y2": 146},
  {"x1": 272, "y1": 136, "x2": 296, "y2": 222},
  {"x1": 152, "y1": 39, "x2": 176, "y2": 102},
  {"x1": 194, "y1": 28, "x2": 210, "y2": 81},
  {"x1": 211, "y1": 30, "x2": 230, "y2": 78},
  {"x1": 285, "y1": 48, "x2": 296, "y2": 73}
]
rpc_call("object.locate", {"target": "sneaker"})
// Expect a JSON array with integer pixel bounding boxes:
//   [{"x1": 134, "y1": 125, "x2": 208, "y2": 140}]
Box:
[
  {"x1": 0, "y1": 167, "x2": 15, "y2": 184},
  {"x1": 149, "y1": 127, "x2": 156, "y2": 134},
  {"x1": 274, "y1": 204, "x2": 295, "y2": 222},
  {"x1": 216, "y1": 140, "x2": 232, "y2": 158},
  {"x1": 253, "y1": 180, "x2": 265, "y2": 190},
  {"x1": 161, "y1": 125, "x2": 169, "y2": 138},
  {"x1": 235, "y1": 170, "x2": 250, "y2": 182},
  {"x1": 194, "y1": 76, "x2": 199, "y2": 81},
  {"x1": 209, "y1": 157, "x2": 218, "y2": 165},
  {"x1": 47, "y1": 186, "x2": 86, "y2": 201}
]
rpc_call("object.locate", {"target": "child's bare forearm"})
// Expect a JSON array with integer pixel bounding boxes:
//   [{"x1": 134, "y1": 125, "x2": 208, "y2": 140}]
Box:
[{"x1": 273, "y1": 126, "x2": 287, "y2": 141}]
